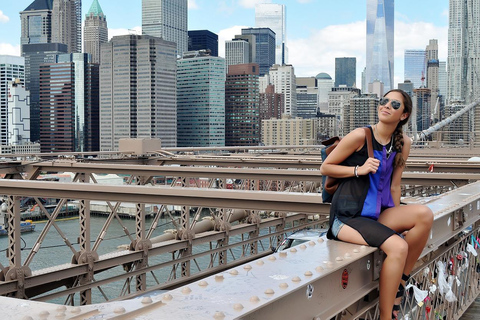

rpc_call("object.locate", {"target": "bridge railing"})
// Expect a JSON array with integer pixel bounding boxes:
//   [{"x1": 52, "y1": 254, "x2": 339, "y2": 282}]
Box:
[
  {"x1": 0, "y1": 178, "x2": 329, "y2": 305},
  {"x1": 0, "y1": 181, "x2": 477, "y2": 319},
  {"x1": 0, "y1": 154, "x2": 479, "y2": 318}
]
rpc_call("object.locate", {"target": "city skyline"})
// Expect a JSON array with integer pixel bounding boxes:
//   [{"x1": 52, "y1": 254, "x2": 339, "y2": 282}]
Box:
[{"x1": 1, "y1": 0, "x2": 448, "y2": 87}]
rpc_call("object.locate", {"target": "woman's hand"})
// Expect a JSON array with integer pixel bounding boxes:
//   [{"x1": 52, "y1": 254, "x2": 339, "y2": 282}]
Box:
[{"x1": 359, "y1": 157, "x2": 380, "y2": 175}]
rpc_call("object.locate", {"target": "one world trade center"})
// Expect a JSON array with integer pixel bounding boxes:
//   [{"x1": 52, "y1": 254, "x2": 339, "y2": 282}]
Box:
[{"x1": 366, "y1": 0, "x2": 394, "y2": 93}]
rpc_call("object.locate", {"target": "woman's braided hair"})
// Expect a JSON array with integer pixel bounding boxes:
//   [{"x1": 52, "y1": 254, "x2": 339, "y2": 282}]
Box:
[{"x1": 383, "y1": 89, "x2": 412, "y2": 168}]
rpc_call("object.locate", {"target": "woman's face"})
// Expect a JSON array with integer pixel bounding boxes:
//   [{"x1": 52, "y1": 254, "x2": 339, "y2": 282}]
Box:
[{"x1": 378, "y1": 91, "x2": 409, "y2": 124}]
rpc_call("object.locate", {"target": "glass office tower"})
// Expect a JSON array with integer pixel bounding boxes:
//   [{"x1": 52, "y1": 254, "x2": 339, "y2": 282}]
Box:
[
  {"x1": 39, "y1": 53, "x2": 99, "y2": 152},
  {"x1": 188, "y1": 30, "x2": 218, "y2": 57},
  {"x1": 177, "y1": 51, "x2": 226, "y2": 147},
  {"x1": 255, "y1": 3, "x2": 287, "y2": 65},
  {"x1": 335, "y1": 57, "x2": 356, "y2": 88},
  {"x1": 241, "y1": 28, "x2": 275, "y2": 77},
  {"x1": 404, "y1": 50, "x2": 426, "y2": 89},
  {"x1": 366, "y1": 0, "x2": 394, "y2": 92}
]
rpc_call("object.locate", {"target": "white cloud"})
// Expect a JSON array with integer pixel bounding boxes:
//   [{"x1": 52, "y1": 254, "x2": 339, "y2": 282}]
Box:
[
  {"x1": 395, "y1": 21, "x2": 448, "y2": 60},
  {"x1": 0, "y1": 10, "x2": 9, "y2": 23},
  {"x1": 288, "y1": 21, "x2": 366, "y2": 79},
  {"x1": 0, "y1": 43, "x2": 21, "y2": 56},
  {"x1": 108, "y1": 26, "x2": 142, "y2": 40},
  {"x1": 188, "y1": 0, "x2": 199, "y2": 10},
  {"x1": 280, "y1": 20, "x2": 447, "y2": 88},
  {"x1": 394, "y1": 21, "x2": 448, "y2": 86},
  {"x1": 218, "y1": 25, "x2": 250, "y2": 58},
  {"x1": 239, "y1": 0, "x2": 271, "y2": 9}
]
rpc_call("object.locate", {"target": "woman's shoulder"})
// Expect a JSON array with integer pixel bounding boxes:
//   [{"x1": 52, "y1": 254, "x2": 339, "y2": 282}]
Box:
[
  {"x1": 339, "y1": 127, "x2": 369, "y2": 151},
  {"x1": 402, "y1": 133, "x2": 412, "y2": 147},
  {"x1": 346, "y1": 127, "x2": 368, "y2": 139}
]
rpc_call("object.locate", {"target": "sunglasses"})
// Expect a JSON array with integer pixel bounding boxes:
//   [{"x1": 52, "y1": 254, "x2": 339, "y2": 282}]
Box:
[{"x1": 379, "y1": 97, "x2": 402, "y2": 110}]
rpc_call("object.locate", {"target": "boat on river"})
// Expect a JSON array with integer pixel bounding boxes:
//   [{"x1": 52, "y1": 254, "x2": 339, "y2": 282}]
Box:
[
  {"x1": 0, "y1": 220, "x2": 35, "y2": 236},
  {"x1": 0, "y1": 203, "x2": 36, "y2": 236}
]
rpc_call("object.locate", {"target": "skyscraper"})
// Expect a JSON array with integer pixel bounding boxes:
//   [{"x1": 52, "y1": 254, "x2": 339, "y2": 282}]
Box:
[
  {"x1": 404, "y1": 50, "x2": 426, "y2": 88},
  {"x1": 20, "y1": 0, "x2": 53, "y2": 48},
  {"x1": 335, "y1": 57, "x2": 356, "y2": 88},
  {"x1": 84, "y1": 0, "x2": 108, "y2": 64},
  {"x1": 177, "y1": 51, "x2": 226, "y2": 147},
  {"x1": 316, "y1": 72, "x2": 334, "y2": 113},
  {"x1": 225, "y1": 64, "x2": 260, "y2": 146},
  {"x1": 225, "y1": 39, "x2": 250, "y2": 66},
  {"x1": 426, "y1": 39, "x2": 438, "y2": 61},
  {"x1": 255, "y1": 3, "x2": 287, "y2": 65},
  {"x1": 100, "y1": 35, "x2": 177, "y2": 151},
  {"x1": 269, "y1": 64, "x2": 297, "y2": 117},
  {"x1": 259, "y1": 84, "x2": 283, "y2": 122},
  {"x1": 52, "y1": 0, "x2": 82, "y2": 53},
  {"x1": 438, "y1": 61, "x2": 447, "y2": 98},
  {"x1": 7, "y1": 80, "x2": 32, "y2": 146},
  {"x1": 296, "y1": 77, "x2": 319, "y2": 119},
  {"x1": 366, "y1": 0, "x2": 394, "y2": 92},
  {"x1": 241, "y1": 28, "x2": 276, "y2": 77},
  {"x1": 22, "y1": 43, "x2": 68, "y2": 142},
  {"x1": 426, "y1": 39, "x2": 439, "y2": 93},
  {"x1": 448, "y1": 0, "x2": 480, "y2": 104},
  {"x1": 426, "y1": 39, "x2": 440, "y2": 122},
  {"x1": 20, "y1": 0, "x2": 80, "y2": 53},
  {"x1": 142, "y1": 0, "x2": 188, "y2": 56},
  {"x1": 39, "y1": 53, "x2": 99, "y2": 152},
  {"x1": 188, "y1": 30, "x2": 218, "y2": 57},
  {"x1": 0, "y1": 56, "x2": 25, "y2": 146},
  {"x1": 398, "y1": 80, "x2": 414, "y2": 97},
  {"x1": 234, "y1": 34, "x2": 256, "y2": 64},
  {"x1": 343, "y1": 94, "x2": 379, "y2": 135},
  {"x1": 412, "y1": 87, "x2": 431, "y2": 133},
  {"x1": 20, "y1": 0, "x2": 74, "y2": 142},
  {"x1": 328, "y1": 87, "x2": 361, "y2": 136},
  {"x1": 448, "y1": 0, "x2": 480, "y2": 144}
]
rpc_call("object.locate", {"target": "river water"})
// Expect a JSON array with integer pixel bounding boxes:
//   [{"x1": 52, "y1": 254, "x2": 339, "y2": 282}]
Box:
[
  {"x1": 0, "y1": 215, "x2": 182, "y2": 304},
  {"x1": 0, "y1": 214, "x2": 275, "y2": 305}
]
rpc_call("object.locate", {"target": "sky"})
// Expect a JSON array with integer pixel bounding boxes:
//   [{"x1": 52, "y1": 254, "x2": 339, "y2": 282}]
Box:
[{"x1": 0, "y1": 0, "x2": 449, "y2": 87}]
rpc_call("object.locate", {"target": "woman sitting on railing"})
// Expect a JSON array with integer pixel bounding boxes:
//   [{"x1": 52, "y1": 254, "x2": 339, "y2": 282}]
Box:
[{"x1": 320, "y1": 89, "x2": 434, "y2": 320}]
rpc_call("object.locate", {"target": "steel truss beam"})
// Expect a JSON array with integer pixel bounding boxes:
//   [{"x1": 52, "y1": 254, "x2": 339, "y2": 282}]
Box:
[
  {"x1": 8, "y1": 161, "x2": 480, "y2": 188},
  {"x1": 0, "y1": 178, "x2": 328, "y2": 301},
  {"x1": 0, "y1": 155, "x2": 479, "y2": 310},
  {"x1": 0, "y1": 180, "x2": 327, "y2": 214}
]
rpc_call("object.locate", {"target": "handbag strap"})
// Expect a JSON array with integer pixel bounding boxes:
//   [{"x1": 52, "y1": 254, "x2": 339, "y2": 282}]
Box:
[{"x1": 364, "y1": 127, "x2": 374, "y2": 158}]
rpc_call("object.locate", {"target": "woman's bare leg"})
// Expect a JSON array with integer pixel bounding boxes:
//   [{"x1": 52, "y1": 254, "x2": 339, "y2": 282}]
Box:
[
  {"x1": 337, "y1": 225, "x2": 408, "y2": 320},
  {"x1": 378, "y1": 204, "x2": 434, "y2": 316},
  {"x1": 378, "y1": 235, "x2": 408, "y2": 320}
]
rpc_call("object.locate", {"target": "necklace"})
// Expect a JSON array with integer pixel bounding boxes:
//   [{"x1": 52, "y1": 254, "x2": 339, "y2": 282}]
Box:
[
  {"x1": 386, "y1": 143, "x2": 393, "y2": 159},
  {"x1": 373, "y1": 124, "x2": 391, "y2": 146},
  {"x1": 373, "y1": 125, "x2": 394, "y2": 159}
]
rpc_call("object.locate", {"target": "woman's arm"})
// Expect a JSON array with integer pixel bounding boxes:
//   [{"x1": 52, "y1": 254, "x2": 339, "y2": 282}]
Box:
[
  {"x1": 320, "y1": 128, "x2": 379, "y2": 179},
  {"x1": 390, "y1": 134, "x2": 412, "y2": 206}
]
